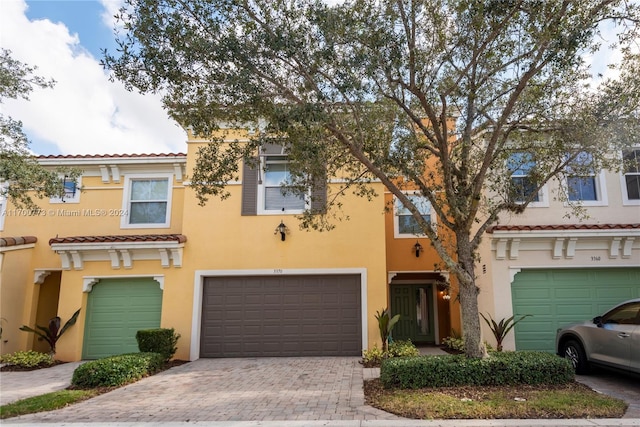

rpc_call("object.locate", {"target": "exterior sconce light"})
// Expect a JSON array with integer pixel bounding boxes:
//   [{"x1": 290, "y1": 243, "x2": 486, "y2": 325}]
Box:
[
  {"x1": 275, "y1": 221, "x2": 289, "y2": 241},
  {"x1": 442, "y1": 291, "x2": 451, "y2": 301},
  {"x1": 413, "y1": 241, "x2": 423, "y2": 258}
]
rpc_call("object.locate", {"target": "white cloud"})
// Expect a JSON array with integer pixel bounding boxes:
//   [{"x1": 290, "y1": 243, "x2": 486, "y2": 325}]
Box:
[{"x1": 1, "y1": 0, "x2": 186, "y2": 155}]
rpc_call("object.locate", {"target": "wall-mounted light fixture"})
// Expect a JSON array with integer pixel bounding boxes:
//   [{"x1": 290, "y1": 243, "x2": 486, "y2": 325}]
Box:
[
  {"x1": 442, "y1": 290, "x2": 451, "y2": 300},
  {"x1": 275, "y1": 221, "x2": 289, "y2": 241},
  {"x1": 413, "y1": 241, "x2": 423, "y2": 257}
]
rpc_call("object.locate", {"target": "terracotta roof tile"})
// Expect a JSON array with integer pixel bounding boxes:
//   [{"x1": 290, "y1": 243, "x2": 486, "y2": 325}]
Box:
[
  {"x1": 0, "y1": 236, "x2": 38, "y2": 247},
  {"x1": 49, "y1": 234, "x2": 187, "y2": 245},
  {"x1": 38, "y1": 153, "x2": 186, "y2": 159},
  {"x1": 487, "y1": 224, "x2": 640, "y2": 233}
]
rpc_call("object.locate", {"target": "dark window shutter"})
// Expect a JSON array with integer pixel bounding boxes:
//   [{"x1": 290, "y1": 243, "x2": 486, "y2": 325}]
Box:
[
  {"x1": 241, "y1": 158, "x2": 258, "y2": 216},
  {"x1": 310, "y1": 173, "x2": 327, "y2": 213}
]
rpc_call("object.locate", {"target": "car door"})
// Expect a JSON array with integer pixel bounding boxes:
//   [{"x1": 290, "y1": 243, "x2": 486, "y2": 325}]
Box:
[{"x1": 588, "y1": 302, "x2": 640, "y2": 371}]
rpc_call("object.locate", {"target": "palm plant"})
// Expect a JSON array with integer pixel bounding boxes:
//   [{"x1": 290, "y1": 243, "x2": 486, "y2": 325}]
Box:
[
  {"x1": 375, "y1": 308, "x2": 401, "y2": 352},
  {"x1": 20, "y1": 308, "x2": 81, "y2": 355},
  {"x1": 480, "y1": 312, "x2": 531, "y2": 352}
]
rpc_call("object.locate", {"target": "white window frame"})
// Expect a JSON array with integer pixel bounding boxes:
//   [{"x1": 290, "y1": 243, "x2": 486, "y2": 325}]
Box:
[
  {"x1": 49, "y1": 175, "x2": 81, "y2": 204},
  {"x1": 393, "y1": 192, "x2": 436, "y2": 238},
  {"x1": 257, "y1": 155, "x2": 308, "y2": 215},
  {"x1": 621, "y1": 148, "x2": 640, "y2": 206},
  {"x1": 562, "y1": 171, "x2": 608, "y2": 207},
  {"x1": 507, "y1": 153, "x2": 549, "y2": 208},
  {"x1": 120, "y1": 173, "x2": 173, "y2": 229}
]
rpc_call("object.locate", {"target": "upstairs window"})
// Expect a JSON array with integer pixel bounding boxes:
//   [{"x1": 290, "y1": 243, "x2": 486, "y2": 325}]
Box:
[
  {"x1": 508, "y1": 152, "x2": 539, "y2": 203},
  {"x1": 262, "y1": 156, "x2": 306, "y2": 212},
  {"x1": 566, "y1": 152, "x2": 600, "y2": 202},
  {"x1": 395, "y1": 194, "x2": 433, "y2": 237},
  {"x1": 50, "y1": 176, "x2": 81, "y2": 204},
  {"x1": 623, "y1": 148, "x2": 640, "y2": 203},
  {"x1": 122, "y1": 174, "x2": 172, "y2": 228}
]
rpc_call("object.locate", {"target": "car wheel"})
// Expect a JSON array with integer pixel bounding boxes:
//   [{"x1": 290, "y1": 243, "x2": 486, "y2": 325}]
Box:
[{"x1": 563, "y1": 339, "x2": 589, "y2": 374}]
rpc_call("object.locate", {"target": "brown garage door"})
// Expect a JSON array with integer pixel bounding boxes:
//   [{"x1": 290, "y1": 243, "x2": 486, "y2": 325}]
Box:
[{"x1": 201, "y1": 274, "x2": 361, "y2": 357}]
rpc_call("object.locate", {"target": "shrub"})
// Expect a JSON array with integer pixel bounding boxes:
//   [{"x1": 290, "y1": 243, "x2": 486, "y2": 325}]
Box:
[
  {"x1": 362, "y1": 345, "x2": 385, "y2": 367},
  {"x1": 380, "y1": 351, "x2": 574, "y2": 389},
  {"x1": 0, "y1": 350, "x2": 55, "y2": 368},
  {"x1": 387, "y1": 340, "x2": 420, "y2": 358},
  {"x1": 19, "y1": 309, "x2": 81, "y2": 355},
  {"x1": 71, "y1": 352, "x2": 165, "y2": 388},
  {"x1": 442, "y1": 336, "x2": 465, "y2": 352},
  {"x1": 362, "y1": 340, "x2": 419, "y2": 367},
  {"x1": 136, "y1": 328, "x2": 180, "y2": 362}
]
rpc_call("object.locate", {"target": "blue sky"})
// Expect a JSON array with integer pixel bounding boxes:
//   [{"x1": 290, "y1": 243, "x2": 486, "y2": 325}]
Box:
[
  {"x1": 1, "y1": 0, "x2": 187, "y2": 155},
  {"x1": 0, "y1": 0, "x2": 626, "y2": 156}
]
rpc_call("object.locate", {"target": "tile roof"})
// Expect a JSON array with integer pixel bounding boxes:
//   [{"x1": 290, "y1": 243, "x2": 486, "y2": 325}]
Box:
[
  {"x1": 49, "y1": 234, "x2": 187, "y2": 245},
  {"x1": 0, "y1": 236, "x2": 38, "y2": 247},
  {"x1": 38, "y1": 153, "x2": 186, "y2": 159},
  {"x1": 487, "y1": 224, "x2": 640, "y2": 233}
]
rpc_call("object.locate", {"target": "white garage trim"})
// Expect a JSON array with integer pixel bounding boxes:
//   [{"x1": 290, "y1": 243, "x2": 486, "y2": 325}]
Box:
[{"x1": 190, "y1": 268, "x2": 368, "y2": 361}]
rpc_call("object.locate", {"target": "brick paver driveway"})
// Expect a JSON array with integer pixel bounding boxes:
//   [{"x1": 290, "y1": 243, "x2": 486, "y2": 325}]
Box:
[{"x1": 5, "y1": 357, "x2": 397, "y2": 423}]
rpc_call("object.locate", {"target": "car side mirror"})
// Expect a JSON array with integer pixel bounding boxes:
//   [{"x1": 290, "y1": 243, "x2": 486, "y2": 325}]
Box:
[{"x1": 593, "y1": 316, "x2": 603, "y2": 327}]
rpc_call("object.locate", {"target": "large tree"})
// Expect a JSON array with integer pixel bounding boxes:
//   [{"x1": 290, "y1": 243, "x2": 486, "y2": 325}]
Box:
[
  {"x1": 0, "y1": 49, "x2": 77, "y2": 209},
  {"x1": 105, "y1": 0, "x2": 640, "y2": 358}
]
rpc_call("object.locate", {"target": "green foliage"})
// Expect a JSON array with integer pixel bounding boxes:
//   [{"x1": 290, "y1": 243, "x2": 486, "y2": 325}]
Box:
[
  {"x1": 362, "y1": 340, "x2": 419, "y2": 367},
  {"x1": 362, "y1": 345, "x2": 385, "y2": 367},
  {"x1": 442, "y1": 336, "x2": 465, "y2": 352},
  {"x1": 481, "y1": 313, "x2": 531, "y2": 352},
  {"x1": 374, "y1": 308, "x2": 401, "y2": 352},
  {"x1": 20, "y1": 309, "x2": 80, "y2": 354},
  {"x1": 380, "y1": 352, "x2": 574, "y2": 389},
  {"x1": 0, "y1": 350, "x2": 55, "y2": 368},
  {"x1": 135, "y1": 328, "x2": 180, "y2": 362},
  {"x1": 387, "y1": 340, "x2": 420, "y2": 358},
  {"x1": 71, "y1": 352, "x2": 165, "y2": 388}
]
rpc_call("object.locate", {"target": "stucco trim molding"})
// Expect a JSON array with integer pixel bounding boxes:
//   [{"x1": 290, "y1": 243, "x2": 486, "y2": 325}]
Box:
[
  {"x1": 490, "y1": 228, "x2": 640, "y2": 261},
  {"x1": 190, "y1": 268, "x2": 369, "y2": 361},
  {"x1": 52, "y1": 241, "x2": 184, "y2": 270},
  {"x1": 82, "y1": 275, "x2": 165, "y2": 292}
]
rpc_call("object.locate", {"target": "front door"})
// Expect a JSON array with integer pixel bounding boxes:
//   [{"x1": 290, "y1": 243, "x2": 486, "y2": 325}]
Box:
[{"x1": 391, "y1": 284, "x2": 435, "y2": 343}]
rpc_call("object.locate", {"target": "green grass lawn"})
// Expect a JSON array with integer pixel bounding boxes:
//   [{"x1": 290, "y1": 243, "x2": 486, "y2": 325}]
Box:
[
  {"x1": 0, "y1": 389, "x2": 101, "y2": 419},
  {"x1": 364, "y1": 379, "x2": 628, "y2": 419}
]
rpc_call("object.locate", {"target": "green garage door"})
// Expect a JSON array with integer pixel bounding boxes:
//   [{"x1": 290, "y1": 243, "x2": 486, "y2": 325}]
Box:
[
  {"x1": 82, "y1": 278, "x2": 162, "y2": 359},
  {"x1": 512, "y1": 268, "x2": 640, "y2": 353}
]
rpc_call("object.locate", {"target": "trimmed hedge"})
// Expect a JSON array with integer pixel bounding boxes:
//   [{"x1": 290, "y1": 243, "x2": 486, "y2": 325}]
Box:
[
  {"x1": 136, "y1": 328, "x2": 180, "y2": 362},
  {"x1": 380, "y1": 351, "x2": 574, "y2": 389},
  {"x1": 71, "y1": 352, "x2": 165, "y2": 388}
]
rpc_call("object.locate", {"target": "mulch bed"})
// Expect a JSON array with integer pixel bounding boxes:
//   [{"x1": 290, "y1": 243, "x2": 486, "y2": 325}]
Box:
[{"x1": 1, "y1": 360, "x2": 67, "y2": 372}]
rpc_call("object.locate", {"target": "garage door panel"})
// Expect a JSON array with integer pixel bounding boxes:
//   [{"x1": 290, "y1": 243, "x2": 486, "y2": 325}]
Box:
[
  {"x1": 512, "y1": 268, "x2": 640, "y2": 353},
  {"x1": 83, "y1": 279, "x2": 162, "y2": 359},
  {"x1": 201, "y1": 274, "x2": 361, "y2": 357}
]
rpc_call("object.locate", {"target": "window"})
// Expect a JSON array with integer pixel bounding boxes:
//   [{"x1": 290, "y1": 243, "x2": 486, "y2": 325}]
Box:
[
  {"x1": 602, "y1": 302, "x2": 640, "y2": 326},
  {"x1": 395, "y1": 194, "x2": 433, "y2": 237},
  {"x1": 622, "y1": 149, "x2": 640, "y2": 203},
  {"x1": 121, "y1": 175, "x2": 172, "y2": 228},
  {"x1": 565, "y1": 152, "x2": 606, "y2": 205},
  {"x1": 260, "y1": 156, "x2": 306, "y2": 213},
  {"x1": 508, "y1": 152, "x2": 539, "y2": 203},
  {"x1": 50, "y1": 176, "x2": 81, "y2": 204}
]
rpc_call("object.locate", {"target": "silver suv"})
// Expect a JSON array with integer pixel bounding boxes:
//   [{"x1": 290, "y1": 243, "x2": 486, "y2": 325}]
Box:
[{"x1": 556, "y1": 298, "x2": 640, "y2": 374}]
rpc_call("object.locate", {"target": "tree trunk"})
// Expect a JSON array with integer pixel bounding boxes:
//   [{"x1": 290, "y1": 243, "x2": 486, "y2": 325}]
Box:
[{"x1": 457, "y1": 237, "x2": 487, "y2": 359}]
